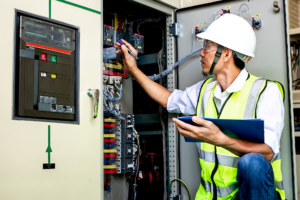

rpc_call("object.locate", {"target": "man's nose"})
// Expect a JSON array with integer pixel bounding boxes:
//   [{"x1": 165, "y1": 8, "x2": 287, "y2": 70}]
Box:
[{"x1": 200, "y1": 49, "x2": 205, "y2": 57}]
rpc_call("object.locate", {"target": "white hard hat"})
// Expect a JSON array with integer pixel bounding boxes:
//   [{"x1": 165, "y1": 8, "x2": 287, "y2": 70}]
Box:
[{"x1": 196, "y1": 14, "x2": 256, "y2": 59}]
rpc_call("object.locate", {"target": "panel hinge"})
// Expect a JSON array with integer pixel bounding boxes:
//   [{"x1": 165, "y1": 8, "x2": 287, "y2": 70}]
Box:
[{"x1": 168, "y1": 23, "x2": 180, "y2": 37}]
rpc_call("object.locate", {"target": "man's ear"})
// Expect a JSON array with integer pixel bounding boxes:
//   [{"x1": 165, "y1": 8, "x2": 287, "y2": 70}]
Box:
[{"x1": 223, "y1": 49, "x2": 233, "y2": 63}]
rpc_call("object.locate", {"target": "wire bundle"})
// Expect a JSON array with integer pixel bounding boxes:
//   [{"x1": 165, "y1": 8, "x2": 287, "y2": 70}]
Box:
[{"x1": 147, "y1": 48, "x2": 202, "y2": 81}]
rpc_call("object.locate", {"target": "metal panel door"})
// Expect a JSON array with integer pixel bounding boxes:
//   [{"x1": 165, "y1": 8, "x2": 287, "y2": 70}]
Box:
[
  {"x1": 0, "y1": 1, "x2": 103, "y2": 200},
  {"x1": 175, "y1": 0, "x2": 295, "y2": 199}
]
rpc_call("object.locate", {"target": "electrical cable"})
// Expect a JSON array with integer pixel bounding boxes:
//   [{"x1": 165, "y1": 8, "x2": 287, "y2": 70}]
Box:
[
  {"x1": 137, "y1": 21, "x2": 144, "y2": 34},
  {"x1": 213, "y1": 8, "x2": 223, "y2": 20},
  {"x1": 146, "y1": 48, "x2": 202, "y2": 81},
  {"x1": 103, "y1": 84, "x2": 123, "y2": 101},
  {"x1": 191, "y1": 27, "x2": 195, "y2": 53},
  {"x1": 191, "y1": 22, "x2": 211, "y2": 53},
  {"x1": 237, "y1": 3, "x2": 253, "y2": 17},
  {"x1": 157, "y1": 48, "x2": 167, "y2": 200},
  {"x1": 169, "y1": 178, "x2": 191, "y2": 200},
  {"x1": 103, "y1": 97, "x2": 125, "y2": 120},
  {"x1": 133, "y1": 129, "x2": 140, "y2": 200}
]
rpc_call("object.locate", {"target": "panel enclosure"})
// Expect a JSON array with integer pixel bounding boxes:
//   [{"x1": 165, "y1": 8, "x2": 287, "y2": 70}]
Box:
[
  {"x1": 13, "y1": 10, "x2": 80, "y2": 123},
  {"x1": 175, "y1": 0, "x2": 295, "y2": 200}
]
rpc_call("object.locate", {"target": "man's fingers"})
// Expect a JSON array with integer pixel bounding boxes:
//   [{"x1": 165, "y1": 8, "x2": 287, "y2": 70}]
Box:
[
  {"x1": 176, "y1": 123, "x2": 197, "y2": 139},
  {"x1": 192, "y1": 116, "x2": 210, "y2": 127},
  {"x1": 120, "y1": 45, "x2": 130, "y2": 58},
  {"x1": 121, "y1": 39, "x2": 138, "y2": 55},
  {"x1": 173, "y1": 118, "x2": 199, "y2": 133}
]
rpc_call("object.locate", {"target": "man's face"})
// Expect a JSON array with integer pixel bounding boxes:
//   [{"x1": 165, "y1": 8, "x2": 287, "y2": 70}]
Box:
[
  {"x1": 200, "y1": 49, "x2": 217, "y2": 75},
  {"x1": 199, "y1": 40, "x2": 220, "y2": 75}
]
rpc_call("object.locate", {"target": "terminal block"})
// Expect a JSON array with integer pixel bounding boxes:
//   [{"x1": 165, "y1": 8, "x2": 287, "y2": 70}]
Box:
[{"x1": 115, "y1": 159, "x2": 135, "y2": 174}]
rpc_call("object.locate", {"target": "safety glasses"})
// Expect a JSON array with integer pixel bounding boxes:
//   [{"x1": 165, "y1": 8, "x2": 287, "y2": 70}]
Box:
[{"x1": 203, "y1": 40, "x2": 219, "y2": 53}]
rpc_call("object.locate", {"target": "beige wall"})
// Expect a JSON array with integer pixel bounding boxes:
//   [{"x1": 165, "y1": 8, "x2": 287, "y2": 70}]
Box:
[
  {"x1": 0, "y1": 1, "x2": 103, "y2": 200},
  {"x1": 155, "y1": 0, "x2": 220, "y2": 8},
  {"x1": 180, "y1": 0, "x2": 220, "y2": 8}
]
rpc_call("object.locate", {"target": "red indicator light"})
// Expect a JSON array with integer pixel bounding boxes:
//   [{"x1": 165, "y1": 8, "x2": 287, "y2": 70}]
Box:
[
  {"x1": 41, "y1": 53, "x2": 47, "y2": 61},
  {"x1": 140, "y1": 50, "x2": 143, "y2": 53}
]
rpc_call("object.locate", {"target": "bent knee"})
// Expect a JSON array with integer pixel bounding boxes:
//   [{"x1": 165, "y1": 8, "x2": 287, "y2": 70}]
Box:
[{"x1": 238, "y1": 153, "x2": 268, "y2": 171}]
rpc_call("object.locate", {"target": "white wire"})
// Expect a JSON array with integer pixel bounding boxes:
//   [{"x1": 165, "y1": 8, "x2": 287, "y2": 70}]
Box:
[
  {"x1": 238, "y1": 10, "x2": 253, "y2": 18},
  {"x1": 213, "y1": 8, "x2": 223, "y2": 20},
  {"x1": 191, "y1": 26, "x2": 195, "y2": 54},
  {"x1": 238, "y1": 3, "x2": 253, "y2": 17},
  {"x1": 191, "y1": 22, "x2": 211, "y2": 53}
]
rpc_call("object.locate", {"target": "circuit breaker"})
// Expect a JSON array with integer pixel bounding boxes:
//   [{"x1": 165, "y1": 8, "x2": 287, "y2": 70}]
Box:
[
  {"x1": 124, "y1": 33, "x2": 144, "y2": 54},
  {"x1": 104, "y1": 25, "x2": 115, "y2": 47},
  {"x1": 14, "y1": 14, "x2": 78, "y2": 121},
  {"x1": 116, "y1": 30, "x2": 126, "y2": 41}
]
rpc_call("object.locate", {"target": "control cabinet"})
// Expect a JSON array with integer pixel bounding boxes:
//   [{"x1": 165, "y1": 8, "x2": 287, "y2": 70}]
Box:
[{"x1": 13, "y1": 11, "x2": 79, "y2": 122}]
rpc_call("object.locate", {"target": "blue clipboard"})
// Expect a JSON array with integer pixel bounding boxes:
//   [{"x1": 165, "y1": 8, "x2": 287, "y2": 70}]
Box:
[{"x1": 178, "y1": 116, "x2": 264, "y2": 143}]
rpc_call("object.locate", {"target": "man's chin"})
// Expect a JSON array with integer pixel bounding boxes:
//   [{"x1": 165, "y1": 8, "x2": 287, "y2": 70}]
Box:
[{"x1": 202, "y1": 68, "x2": 209, "y2": 77}]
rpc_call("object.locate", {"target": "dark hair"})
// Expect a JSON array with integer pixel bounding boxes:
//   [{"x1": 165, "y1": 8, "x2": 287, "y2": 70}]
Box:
[{"x1": 233, "y1": 56, "x2": 245, "y2": 70}]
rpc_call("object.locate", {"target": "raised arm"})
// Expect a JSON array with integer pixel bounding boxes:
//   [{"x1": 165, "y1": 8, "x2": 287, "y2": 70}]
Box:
[{"x1": 115, "y1": 39, "x2": 171, "y2": 108}]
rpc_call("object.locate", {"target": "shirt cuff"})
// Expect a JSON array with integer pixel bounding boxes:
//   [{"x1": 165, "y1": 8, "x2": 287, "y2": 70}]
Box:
[
  {"x1": 167, "y1": 89, "x2": 183, "y2": 113},
  {"x1": 264, "y1": 129, "x2": 279, "y2": 154}
]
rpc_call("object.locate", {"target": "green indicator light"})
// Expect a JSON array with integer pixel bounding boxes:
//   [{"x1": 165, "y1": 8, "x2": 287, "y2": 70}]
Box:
[
  {"x1": 59, "y1": 29, "x2": 63, "y2": 33},
  {"x1": 25, "y1": 31, "x2": 47, "y2": 38},
  {"x1": 51, "y1": 55, "x2": 57, "y2": 63},
  {"x1": 25, "y1": 22, "x2": 35, "y2": 25}
]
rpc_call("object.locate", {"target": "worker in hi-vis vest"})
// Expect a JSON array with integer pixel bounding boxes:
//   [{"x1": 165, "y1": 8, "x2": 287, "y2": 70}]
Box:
[{"x1": 115, "y1": 14, "x2": 284, "y2": 200}]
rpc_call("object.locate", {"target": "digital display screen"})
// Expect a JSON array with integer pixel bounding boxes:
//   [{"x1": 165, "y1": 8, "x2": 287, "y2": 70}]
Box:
[{"x1": 21, "y1": 16, "x2": 74, "y2": 50}]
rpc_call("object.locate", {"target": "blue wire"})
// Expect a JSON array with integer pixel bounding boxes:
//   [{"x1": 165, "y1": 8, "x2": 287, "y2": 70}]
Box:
[{"x1": 147, "y1": 48, "x2": 202, "y2": 81}]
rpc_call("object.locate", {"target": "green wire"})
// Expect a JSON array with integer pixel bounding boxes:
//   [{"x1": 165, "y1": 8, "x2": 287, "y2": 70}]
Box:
[{"x1": 169, "y1": 178, "x2": 191, "y2": 200}]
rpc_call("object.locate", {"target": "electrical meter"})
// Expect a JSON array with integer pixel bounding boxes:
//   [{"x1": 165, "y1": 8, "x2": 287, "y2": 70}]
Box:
[{"x1": 13, "y1": 11, "x2": 79, "y2": 122}]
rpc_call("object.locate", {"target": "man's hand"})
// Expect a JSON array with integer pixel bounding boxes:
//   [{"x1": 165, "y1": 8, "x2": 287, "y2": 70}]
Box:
[
  {"x1": 114, "y1": 39, "x2": 138, "y2": 73},
  {"x1": 173, "y1": 116, "x2": 274, "y2": 161},
  {"x1": 173, "y1": 116, "x2": 227, "y2": 146}
]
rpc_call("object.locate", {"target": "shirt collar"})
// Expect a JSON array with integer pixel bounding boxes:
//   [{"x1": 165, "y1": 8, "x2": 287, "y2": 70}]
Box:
[{"x1": 214, "y1": 68, "x2": 249, "y2": 100}]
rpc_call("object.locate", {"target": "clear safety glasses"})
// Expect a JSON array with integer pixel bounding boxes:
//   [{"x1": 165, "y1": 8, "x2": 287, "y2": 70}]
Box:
[{"x1": 203, "y1": 40, "x2": 219, "y2": 53}]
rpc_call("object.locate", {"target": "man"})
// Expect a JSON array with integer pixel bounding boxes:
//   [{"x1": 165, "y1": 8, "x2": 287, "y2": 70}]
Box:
[{"x1": 115, "y1": 14, "x2": 284, "y2": 200}]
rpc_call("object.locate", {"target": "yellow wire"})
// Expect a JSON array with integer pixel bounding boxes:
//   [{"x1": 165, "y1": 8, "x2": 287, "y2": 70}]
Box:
[{"x1": 170, "y1": 178, "x2": 191, "y2": 200}]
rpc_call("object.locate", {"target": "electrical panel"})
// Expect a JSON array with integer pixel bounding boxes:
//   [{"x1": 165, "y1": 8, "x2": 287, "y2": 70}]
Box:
[
  {"x1": 14, "y1": 14, "x2": 78, "y2": 121},
  {"x1": 124, "y1": 33, "x2": 144, "y2": 54},
  {"x1": 104, "y1": 25, "x2": 115, "y2": 47},
  {"x1": 103, "y1": 1, "x2": 166, "y2": 199}
]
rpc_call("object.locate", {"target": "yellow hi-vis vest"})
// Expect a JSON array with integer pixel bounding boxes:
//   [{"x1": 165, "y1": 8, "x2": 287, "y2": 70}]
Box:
[{"x1": 195, "y1": 73, "x2": 285, "y2": 200}]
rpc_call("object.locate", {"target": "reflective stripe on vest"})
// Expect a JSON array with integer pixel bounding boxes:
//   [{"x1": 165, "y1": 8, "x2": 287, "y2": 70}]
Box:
[
  {"x1": 201, "y1": 179, "x2": 238, "y2": 198},
  {"x1": 195, "y1": 73, "x2": 285, "y2": 200},
  {"x1": 243, "y1": 78, "x2": 266, "y2": 119},
  {"x1": 197, "y1": 146, "x2": 282, "y2": 165}
]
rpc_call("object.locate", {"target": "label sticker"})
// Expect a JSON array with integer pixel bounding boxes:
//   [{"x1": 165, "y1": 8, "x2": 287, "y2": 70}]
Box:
[
  {"x1": 198, "y1": 24, "x2": 203, "y2": 27},
  {"x1": 41, "y1": 72, "x2": 47, "y2": 77},
  {"x1": 51, "y1": 74, "x2": 57, "y2": 78},
  {"x1": 138, "y1": 46, "x2": 142, "y2": 49},
  {"x1": 107, "y1": 38, "x2": 111, "y2": 41},
  {"x1": 255, "y1": 14, "x2": 261, "y2": 17},
  {"x1": 226, "y1": 6, "x2": 231, "y2": 9}
]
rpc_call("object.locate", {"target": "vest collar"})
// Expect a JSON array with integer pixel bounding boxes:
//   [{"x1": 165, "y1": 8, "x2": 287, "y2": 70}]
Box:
[{"x1": 214, "y1": 68, "x2": 249, "y2": 100}]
